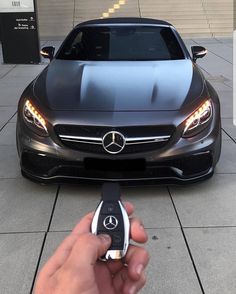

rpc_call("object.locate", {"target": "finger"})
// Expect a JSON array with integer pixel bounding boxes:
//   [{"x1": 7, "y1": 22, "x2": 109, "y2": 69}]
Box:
[
  {"x1": 124, "y1": 244, "x2": 150, "y2": 281},
  {"x1": 122, "y1": 272, "x2": 147, "y2": 294},
  {"x1": 113, "y1": 267, "x2": 147, "y2": 294},
  {"x1": 107, "y1": 245, "x2": 149, "y2": 283},
  {"x1": 106, "y1": 259, "x2": 124, "y2": 276},
  {"x1": 64, "y1": 233, "x2": 111, "y2": 275},
  {"x1": 43, "y1": 212, "x2": 96, "y2": 274},
  {"x1": 72, "y1": 212, "x2": 94, "y2": 235},
  {"x1": 130, "y1": 217, "x2": 148, "y2": 244},
  {"x1": 106, "y1": 243, "x2": 149, "y2": 279},
  {"x1": 112, "y1": 266, "x2": 129, "y2": 293},
  {"x1": 40, "y1": 233, "x2": 79, "y2": 276},
  {"x1": 123, "y1": 201, "x2": 134, "y2": 216}
]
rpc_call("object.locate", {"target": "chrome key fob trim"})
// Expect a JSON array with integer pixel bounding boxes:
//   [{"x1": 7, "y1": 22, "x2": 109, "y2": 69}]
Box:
[{"x1": 91, "y1": 183, "x2": 130, "y2": 260}]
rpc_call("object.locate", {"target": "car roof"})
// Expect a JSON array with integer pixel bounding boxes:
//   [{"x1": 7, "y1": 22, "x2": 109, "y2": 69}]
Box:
[{"x1": 75, "y1": 17, "x2": 172, "y2": 28}]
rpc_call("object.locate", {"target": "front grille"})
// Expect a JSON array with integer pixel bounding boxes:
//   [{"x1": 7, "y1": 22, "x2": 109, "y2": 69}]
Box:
[{"x1": 54, "y1": 125, "x2": 175, "y2": 154}]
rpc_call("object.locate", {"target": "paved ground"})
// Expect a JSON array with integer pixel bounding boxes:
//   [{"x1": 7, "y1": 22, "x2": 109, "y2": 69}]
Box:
[{"x1": 0, "y1": 37, "x2": 234, "y2": 294}]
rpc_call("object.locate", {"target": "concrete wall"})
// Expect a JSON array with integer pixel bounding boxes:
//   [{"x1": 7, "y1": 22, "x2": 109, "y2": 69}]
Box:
[{"x1": 36, "y1": 0, "x2": 233, "y2": 39}]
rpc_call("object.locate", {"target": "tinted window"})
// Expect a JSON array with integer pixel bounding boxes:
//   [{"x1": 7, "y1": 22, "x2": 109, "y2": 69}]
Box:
[{"x1": 57, "y1": 26, "x2": 185, "y2": 61}]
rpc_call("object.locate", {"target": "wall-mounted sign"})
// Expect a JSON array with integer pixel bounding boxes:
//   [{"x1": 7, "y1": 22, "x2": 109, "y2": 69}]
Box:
[
  {"x1": 0, "y1": 0, "x2": 34, "y2": 13},
  {"x1": 0, "y1": 0, "x2": 40, "y2": 64}
]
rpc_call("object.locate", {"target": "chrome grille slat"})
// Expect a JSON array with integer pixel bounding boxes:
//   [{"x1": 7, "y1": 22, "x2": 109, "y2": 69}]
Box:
[
  {"x1": 126, "y1": 136, "x2": 170, "y2": 144},
  {"x1": 59, "y1": 135, "x2": 102, "y2": 145},
  {"x1": 59, "y1": 135, "x2": 170, "y2": 145}
]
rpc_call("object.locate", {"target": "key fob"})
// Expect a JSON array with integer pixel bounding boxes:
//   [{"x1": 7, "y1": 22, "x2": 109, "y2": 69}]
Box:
[{"x1": 91, "y1": 183, "x2": 130, "y2": 260}]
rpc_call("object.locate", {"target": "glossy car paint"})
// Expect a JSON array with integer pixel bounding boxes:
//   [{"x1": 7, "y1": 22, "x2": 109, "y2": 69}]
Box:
[{"x1": 16, "y1": 18, "x2": 221, "y2": 184}]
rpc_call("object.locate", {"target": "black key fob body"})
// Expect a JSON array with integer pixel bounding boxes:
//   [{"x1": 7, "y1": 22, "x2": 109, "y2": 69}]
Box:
[{"x1": 91, "y1": 183, "x2": 130, "y2": 260}]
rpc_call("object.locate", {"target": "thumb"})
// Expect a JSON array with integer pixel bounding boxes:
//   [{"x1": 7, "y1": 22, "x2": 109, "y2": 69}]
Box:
[
  {"x1": 65, "y1": 233, "x2": 111, "y2": 273},
  {"x1": 93, "y1": 234, "x2": 112, "y2": 260}
]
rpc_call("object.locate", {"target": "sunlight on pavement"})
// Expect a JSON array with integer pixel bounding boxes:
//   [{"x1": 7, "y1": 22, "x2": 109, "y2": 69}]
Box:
[{"x1": 101, "y1": 0, "x2": 126, "y2": 18}]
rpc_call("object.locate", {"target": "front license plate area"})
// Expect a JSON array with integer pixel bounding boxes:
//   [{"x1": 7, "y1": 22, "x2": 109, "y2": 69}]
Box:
[{"x1": 84, "y1": 158, "x2": 146, "y2": 172}]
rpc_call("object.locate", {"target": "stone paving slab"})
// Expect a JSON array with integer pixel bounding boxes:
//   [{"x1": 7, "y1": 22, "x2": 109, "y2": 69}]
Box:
[
  {"x1": 50, "y1": 185, "x2": 179, "y2": 231},
  {"x1": 216, "y1": 140, "x2": 236, "y2": 174},
  {"x1": 142, "y1": 229, "x2": 202, "y2": 294},
  {"x1": 221, "y1": 118, "x2": 236, "y2": 140},
  {"x1": 185, "y1": 228, "x2": 236, "y2": 294},
  {"x1": 0, "y1": 79, "x2": 31, "y2": 107},
  {"x1": 0, "y1": 178, "x2": 57, "y2": 233},
  {"x1": 217, "y1": 90, "x2": 233, "y2": 118},
  {"x1": 8, "y1": 113, "x2": 17, "y2": 123},
  {"x1": 215, "y1": 38, "x2": 233, "y2": 47},
  {"x1": 207, "y1": 80, "x2": 232, "y2": 92},
  {"x1": 50, "y1": 184, "x2": 103, "y2": 231},
  {"x1": 38, "y1": 231, "x2": 68, "y2": 272},
  {"x1": 223, "y1": 79, "x2": 233, "y2": 88},
  {"x1": 0, "y1": 123, "x2": 16, "y2": 145},
  {"x1": 122, "y1": 186, "x2": 179, "y2": 228},
  {"x1": 170, "y1": 174, "x2": 236, "y2": 227},
  {"x1": 192, "y1": 38, "x2": 226, "y2": 45},
  {"x1": 0, "y1": 145, "x2": 22, "y2": 179},
  {"x1": 222, "y1": 129, "x2": 232, "y2": 140},
  {"x1": 197, "y1": 52, "x2": 232, "y2": 81},
  {"x1": 0, "y1": 65, "x2": 16, "y2": 78},
  {"x1": 0, "y1": 232, "x2": 44, "y2": 294},
  {"x1": 4, "y1": 64, "x2": 46, "y2": 78},
  {"x1": 0, "y1": 107, "x2": 16, "y2": 129}
]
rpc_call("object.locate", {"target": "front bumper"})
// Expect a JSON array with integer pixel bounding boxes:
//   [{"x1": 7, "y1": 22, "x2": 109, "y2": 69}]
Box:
[
  {"x1": 17, "y1": 115, "x2": 221, "y2": 184},
  {"x1": 21, "y1": 150, "x2": 215, "y2": 184}
]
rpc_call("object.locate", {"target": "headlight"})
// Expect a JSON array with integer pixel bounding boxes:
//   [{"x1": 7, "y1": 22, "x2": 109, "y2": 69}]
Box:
[
  {"x1": 183, "y1": 100, "x2": 212, "y2": 138},
  {"x1": 23, "y1": 100, "x2": 48, "y2": 136}
]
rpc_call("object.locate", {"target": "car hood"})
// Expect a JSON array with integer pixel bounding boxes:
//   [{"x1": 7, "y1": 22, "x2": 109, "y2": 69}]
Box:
[{"x1": 33, "y1": 59, "x2": 204, "y2": 111}]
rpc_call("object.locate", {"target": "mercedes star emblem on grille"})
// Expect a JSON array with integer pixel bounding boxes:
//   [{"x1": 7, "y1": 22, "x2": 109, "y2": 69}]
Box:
[
  {"x1": 102, "y1": 131, "x2": 126, "y2": 154},
  {"x1": 103, "y1": 215, "x2": 119, "y2": 230}
]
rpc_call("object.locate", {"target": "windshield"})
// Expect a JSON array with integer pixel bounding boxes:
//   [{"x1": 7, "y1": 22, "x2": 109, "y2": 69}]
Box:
[{"x1": 57, "y1": 26, "x2": 185, "y2": 61}]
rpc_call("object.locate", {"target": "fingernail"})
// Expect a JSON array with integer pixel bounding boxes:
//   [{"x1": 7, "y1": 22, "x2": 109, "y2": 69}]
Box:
[
  {"x1": 136, "y1": 264, "x2": 144, "y2": 276},
  {"x1": 129, "y1": 285, "x2": 137, "y2": 294},
  {"x1": 98, "y1": 234, "x2": 111, "y2": 243}
]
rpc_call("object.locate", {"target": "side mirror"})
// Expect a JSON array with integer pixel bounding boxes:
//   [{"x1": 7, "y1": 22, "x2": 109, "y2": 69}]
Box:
[
  {"x1": 40, "y1": 46, "x2": 55, "y2": 61},
  {"x1": 191, "y1": 46, "x2": 207, "y2": 62}
]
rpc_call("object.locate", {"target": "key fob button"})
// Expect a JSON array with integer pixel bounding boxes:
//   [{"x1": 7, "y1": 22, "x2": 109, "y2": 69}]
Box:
[
  {"x1": 97, "y1": 231, "x2": 124, "y2": 247},
  {"x1": 101, "y1": 202, "x2": 120, "y2": 214},
  {"x1": 112, "y1": 233, "x2": 123, "y2": 245}
]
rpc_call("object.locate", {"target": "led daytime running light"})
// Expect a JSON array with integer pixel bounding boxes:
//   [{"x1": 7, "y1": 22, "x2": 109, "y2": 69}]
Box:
[
  {"x1": 184, "y1": 100, "x2": 211, "y2": 133},
  {"x1": 25, "y1": 100, "x2": 47, "y2": 131}
]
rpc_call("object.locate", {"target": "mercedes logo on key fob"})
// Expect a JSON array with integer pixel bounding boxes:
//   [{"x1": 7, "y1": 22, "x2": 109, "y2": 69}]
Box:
[
  {"x1": 103, "y1": 215, "x2": 119, "y2": 230},
  {"x1": 91, "y1": 183, "x2": 130, "y2": 260}
]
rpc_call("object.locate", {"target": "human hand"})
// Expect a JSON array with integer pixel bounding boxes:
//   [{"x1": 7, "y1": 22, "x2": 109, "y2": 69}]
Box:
[{"x1": 34, "y1": 202, "x2": 149, "y2": 294}]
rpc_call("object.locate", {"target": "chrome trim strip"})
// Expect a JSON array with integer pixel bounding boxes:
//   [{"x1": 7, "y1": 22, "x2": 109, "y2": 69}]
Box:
[
  {"x1": 126, "y1": 136, "x2": 170, "y2": 144},
  {"x1": 59, "y1": 135, "x2": 102, "y2": 142},
  {"x1": 59, "y1": 135, "x2": 171, "y2": 145},
  {"x1": 60, "y1": 138, "x2": 102, "y2": 145}
]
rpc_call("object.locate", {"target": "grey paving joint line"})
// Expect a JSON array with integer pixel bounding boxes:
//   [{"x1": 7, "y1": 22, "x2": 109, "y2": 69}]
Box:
[
  {"x1": 29, "y1": 185, "x2": 60, "y2": 294},
  {"x1": 167, "y1": 187, "x2": 206, "y2": 294}
]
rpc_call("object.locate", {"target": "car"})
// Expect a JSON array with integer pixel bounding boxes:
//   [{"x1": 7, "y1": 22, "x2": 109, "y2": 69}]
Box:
[{"x1": 16, "y1": 17, "x2": 221, "y2": 184}]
